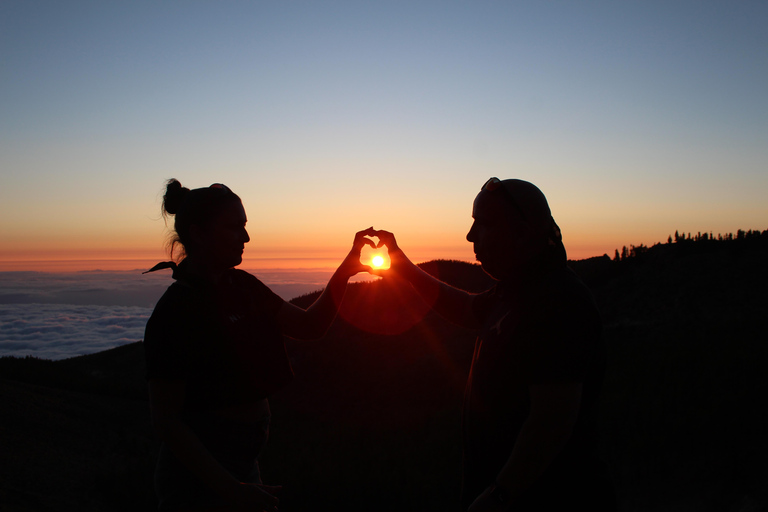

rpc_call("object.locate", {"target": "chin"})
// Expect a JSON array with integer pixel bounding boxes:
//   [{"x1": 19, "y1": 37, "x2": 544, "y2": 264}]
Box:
[
  {"x1": 224, "y1": 256, "x2": 243, "y2": 268},
  {"x1": 479, "y1": 262, "x2": 502, "y2": 281}
]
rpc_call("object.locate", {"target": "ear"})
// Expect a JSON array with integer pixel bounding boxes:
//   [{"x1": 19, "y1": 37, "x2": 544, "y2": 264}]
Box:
[
  {"x1": 513, "y1": 222, "x2": 545, "y2": 251},
  {"x1": 187, "y1": 223, "x2": 207, "y2": 251}
]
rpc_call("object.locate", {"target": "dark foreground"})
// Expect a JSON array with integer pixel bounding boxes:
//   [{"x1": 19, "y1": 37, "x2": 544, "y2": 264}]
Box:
[{"x1": 2, "y1": 234, "x2": 767, "y2": 512}]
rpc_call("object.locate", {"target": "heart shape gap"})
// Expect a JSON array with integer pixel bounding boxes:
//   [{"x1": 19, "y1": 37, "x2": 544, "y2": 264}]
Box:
[{"x1": 361, "y1": 243, "x2": 390, "y2": 270}]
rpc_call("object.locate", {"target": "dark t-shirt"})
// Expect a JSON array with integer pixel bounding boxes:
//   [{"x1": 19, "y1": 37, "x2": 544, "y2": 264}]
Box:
[
  {"x1": 144, "y1": 265, "x2": 293, "y2": 412},
  {"x1": 462, "y1": 264, "x2": 610, "y2": 508}
]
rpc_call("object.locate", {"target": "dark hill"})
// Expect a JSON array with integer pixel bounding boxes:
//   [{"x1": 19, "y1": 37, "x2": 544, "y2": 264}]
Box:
[{"x1": 2, "y1": 239, "x2": 767, "y2": 511}]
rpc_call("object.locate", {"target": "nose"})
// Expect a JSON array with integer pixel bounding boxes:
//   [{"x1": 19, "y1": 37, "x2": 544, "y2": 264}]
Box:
[
  {"x1": 242, "y1": 227, "x2": 250, "y2": 244},
  {"x1": 466, "y1": 221, "x2": 477, "y2": 243}
]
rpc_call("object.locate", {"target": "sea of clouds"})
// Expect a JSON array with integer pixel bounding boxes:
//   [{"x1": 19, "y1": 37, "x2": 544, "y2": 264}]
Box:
[
  {"x1": 0, "y1": 303, "x2": 152, "y2": 360},
  {"x1": 0, "y1": 269, "x2": 333, "y2": 360}
]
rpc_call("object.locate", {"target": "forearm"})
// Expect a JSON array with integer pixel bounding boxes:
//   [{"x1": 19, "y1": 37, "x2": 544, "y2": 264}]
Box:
[
  {"x1": 157, "y1": 417, "x2": 241, "y2": 499},
  {"x1": 300, "y1": 266, "x2": 350, "y2": 337},
  {"x1": 495, "y1": 414, "x2": 574, "y2": 501},
  {"x1": 396, "y1": 253, "x2": 477, "y2": 328}
]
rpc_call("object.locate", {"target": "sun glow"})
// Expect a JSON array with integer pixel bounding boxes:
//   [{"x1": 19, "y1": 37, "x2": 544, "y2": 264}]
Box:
[{"x1": 371, "y1": 255, "x2": 385, "y2": 268}]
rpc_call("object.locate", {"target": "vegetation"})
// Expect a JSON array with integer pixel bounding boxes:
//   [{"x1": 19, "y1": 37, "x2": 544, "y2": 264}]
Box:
[{"x1": 1, "y1": 230, "x2": 766, "y2": 511}]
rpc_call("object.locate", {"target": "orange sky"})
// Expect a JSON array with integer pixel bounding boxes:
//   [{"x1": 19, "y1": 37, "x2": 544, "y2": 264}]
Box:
[{"x1": 0, "y1": 226, "x2": 678, "y2": 273}]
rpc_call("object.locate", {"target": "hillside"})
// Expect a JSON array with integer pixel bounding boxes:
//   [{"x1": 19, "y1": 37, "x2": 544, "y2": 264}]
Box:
[{"x1": 1, "y1": 234, "x2": 767, "y2": 511}]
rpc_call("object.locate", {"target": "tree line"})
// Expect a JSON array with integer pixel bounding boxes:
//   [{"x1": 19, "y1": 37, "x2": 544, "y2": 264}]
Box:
[{"x1": 612, "y1": 228, "x2": 768, "y2": 262}]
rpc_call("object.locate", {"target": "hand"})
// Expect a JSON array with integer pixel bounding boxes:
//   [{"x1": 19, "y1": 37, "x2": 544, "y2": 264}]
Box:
[
  {"x1": 337, "y1": 227, "x2": 379, "y2": 279},
  {"x1": 228, "y1": 482, "x2": 281, "y2": 512},
  {"x1": 467, "y1": 485, "x2": 509, "y2": 512},
  {"x1": 367, "y1": 228, "x2": 407, "y2": 278}
]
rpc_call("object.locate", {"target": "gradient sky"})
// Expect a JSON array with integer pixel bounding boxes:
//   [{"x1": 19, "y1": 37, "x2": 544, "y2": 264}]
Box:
[{"x1": 2, "y1": 0, "x2": 766, "y2": 271}]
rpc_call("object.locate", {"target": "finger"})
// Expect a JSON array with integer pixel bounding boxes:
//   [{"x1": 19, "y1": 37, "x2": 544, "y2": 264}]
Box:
[
  {"x1": 350, "y1": 237, "x2": 376, "y2": 253},
  {"x1": 372, "y1": 230, "x2": 395, "y2": 248},
  {"x1": 369, "y1": 266, "x2": 391, "y2": 277},
  {"x1": 356, "y1": 226, "x2": 377, "y2": 238},
  {"x1": 376, "y1": 237, "x2": 396, "y2": 249}
]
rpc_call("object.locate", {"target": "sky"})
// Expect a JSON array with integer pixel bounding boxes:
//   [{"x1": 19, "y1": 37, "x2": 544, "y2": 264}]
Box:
[{"x1": 2, "y1": 0, "x2": 767, "y2": 272}]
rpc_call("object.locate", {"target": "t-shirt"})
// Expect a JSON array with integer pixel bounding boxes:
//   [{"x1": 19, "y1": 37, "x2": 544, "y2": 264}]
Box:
[
  {"x1": 144, "y1": 264, "x2": 293, "y2": 412},
  {"x1": 461, "y1": 263, "x2": 608, "y2": 506}
]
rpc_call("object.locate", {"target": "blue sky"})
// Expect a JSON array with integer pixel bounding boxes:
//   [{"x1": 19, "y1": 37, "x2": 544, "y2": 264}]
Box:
[{"x1": 1, "y1": 0, "x2": 766, "y2": 268}]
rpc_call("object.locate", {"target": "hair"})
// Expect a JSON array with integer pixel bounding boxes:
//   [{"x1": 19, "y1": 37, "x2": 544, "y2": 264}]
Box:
[
  {"x1": 493, "y1": 178, "x2": 568, "y2": 264},
  {"x1": 161, "y1": 179, "x2": 241, "y2": 261}
]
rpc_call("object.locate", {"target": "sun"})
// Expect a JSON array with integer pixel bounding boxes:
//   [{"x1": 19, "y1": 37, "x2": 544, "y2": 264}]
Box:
[{"x1": 371, "y1": 255, "x2": 385, "y2": 268}]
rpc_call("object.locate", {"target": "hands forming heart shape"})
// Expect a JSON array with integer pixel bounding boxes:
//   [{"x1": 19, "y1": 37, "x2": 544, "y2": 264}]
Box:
[{"x1": 348, "y1": 227, "x2": 399, "y2": 275}]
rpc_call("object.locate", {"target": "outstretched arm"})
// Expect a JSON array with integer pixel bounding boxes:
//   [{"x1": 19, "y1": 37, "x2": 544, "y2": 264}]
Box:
[
  {"x1": 277, "y1": 227, "x2": 376, "y2": 339},
  {"x1": 373, "y1": 229, "x2": 481, "y2": 330}
]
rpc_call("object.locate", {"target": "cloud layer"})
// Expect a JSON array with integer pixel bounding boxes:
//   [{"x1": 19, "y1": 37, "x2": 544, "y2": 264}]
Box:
[
  {"x1": 0, "y1": 303, "x2": 151, "y2": 360},
  {"x1": 0, "y1": 269, "x2": 336, "y2": 360},
  {"x1": 0, "y1": 269, "x2": 330, "y2": 307}
]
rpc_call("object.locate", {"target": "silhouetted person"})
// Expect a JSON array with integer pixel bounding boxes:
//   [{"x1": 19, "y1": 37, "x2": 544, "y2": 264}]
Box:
[
  {"x1": 143, "y1": 180, "x2": 376, "y2": 512},
  {"x1": 373, "y1": 178, "x2": 616, "y2": 511}
]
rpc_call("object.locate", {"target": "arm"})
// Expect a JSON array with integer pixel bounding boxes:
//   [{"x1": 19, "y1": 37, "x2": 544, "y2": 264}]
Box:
[
  {"x1": 148, "y1": 379, "x2": 280, "y2": 511},
  {"x1": 374, "y1": 229, "x2": 480, "y2": 329},
  {"x1": 468, "y1": 382, "x2": 583, "y2": 512},
  {"x1": 277, "y1": 228, "x2": 376, "y2": 339}
]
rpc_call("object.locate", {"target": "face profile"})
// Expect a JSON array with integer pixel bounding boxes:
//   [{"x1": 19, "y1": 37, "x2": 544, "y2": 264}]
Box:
[
  {"x1": 466, "y1": 190, "x2": 535, "y2": 280},
  {"x1": 190, "y1": 200, "x2": 250, "y2": 270}
]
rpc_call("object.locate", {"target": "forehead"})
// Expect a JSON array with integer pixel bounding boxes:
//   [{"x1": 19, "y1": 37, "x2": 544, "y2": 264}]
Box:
[
  {"x1": 213, "y1": 200, "x2": 247, "y2": 223},
  {"x1": 472, "y1": 190, "x2": 517, "y2": 221}
]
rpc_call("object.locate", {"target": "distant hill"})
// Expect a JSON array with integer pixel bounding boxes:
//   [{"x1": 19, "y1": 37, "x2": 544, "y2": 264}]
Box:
[{"x1": 2, "y1": 233, "x2": 767, "y2": 511}]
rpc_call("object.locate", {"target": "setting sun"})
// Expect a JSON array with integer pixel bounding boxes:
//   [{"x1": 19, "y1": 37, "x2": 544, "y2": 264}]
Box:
[{"x1": 372, "y1": 255, "x2": 385, "y2": 268}]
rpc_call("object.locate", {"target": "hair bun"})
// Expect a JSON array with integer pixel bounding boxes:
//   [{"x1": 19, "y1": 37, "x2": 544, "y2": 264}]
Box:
[{"x1": 162, "y1": 179, "x2": 190, "y2": 215}]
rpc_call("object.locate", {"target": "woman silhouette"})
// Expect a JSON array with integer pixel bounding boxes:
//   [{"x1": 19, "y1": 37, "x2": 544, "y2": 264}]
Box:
[{"x1": 143, "y1": 179, "x2": 375, "y2": 511}]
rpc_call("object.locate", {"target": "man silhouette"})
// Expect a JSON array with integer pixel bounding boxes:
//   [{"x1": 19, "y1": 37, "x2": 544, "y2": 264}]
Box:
[{"x1": 374, "y1": 178, "x2": 616, "y2": 511}]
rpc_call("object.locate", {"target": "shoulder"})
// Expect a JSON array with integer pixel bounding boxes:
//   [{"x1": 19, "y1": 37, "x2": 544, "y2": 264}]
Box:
[
  {"x1": 540, "y1": 268, "x2": 602, "y2": 340},
  {"x1": 227, "y1": 269, "x2": 285, "y2": 312},
  {"x1": 471, "y1": 284, "x2": 501, "y2": 320},
  {"x1": 152, "y1": 280, "x2": 202, "y2": 312},
  {"x1": 229, "y1": 268, "x2": 265, "y2": 287},
  {"x1": 227, "y1": 269, "x2": 274, "y2": 296},
  {"x1": 540, "y1": 268, "x2": 597, "y2": 309},
  {"x1": 145, "y1": 280, "x2": 207, "y2": 336}
]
